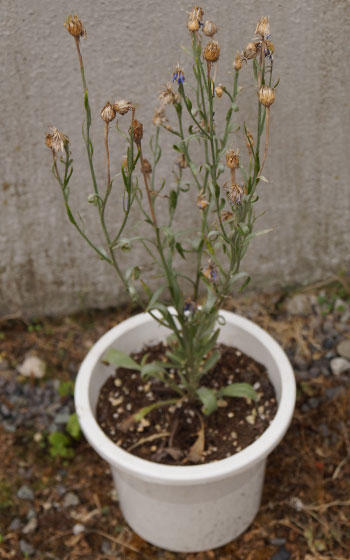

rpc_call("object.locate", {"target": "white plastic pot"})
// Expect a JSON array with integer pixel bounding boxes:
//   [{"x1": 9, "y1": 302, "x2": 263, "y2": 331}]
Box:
[{"x1": 75, "y1": 309, "x2": 295, "y2": 553}]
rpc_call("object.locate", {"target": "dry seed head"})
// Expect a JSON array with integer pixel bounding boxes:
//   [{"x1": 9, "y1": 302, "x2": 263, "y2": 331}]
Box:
[
  {"x1": 45, "y1": 126, "x2": 69, "y2": 157},
  {"x1": 197, "y1": 193, "x2": 209, "y2": 210},
  {"x1": 159, "y1": 83, "x2": 180, "y2": 105},
  {"x1": 225, "y1": 183, "x2": 244, "y2": 205},
  {"x1": 142, "y1": 159, "x2": 152, "y2": 175},
  {"x1": 215, "y1": 85, "x2": 224, "y2": 98},
  {"x1": 226, "y1": 149, "x2": 240, "y2": 169},
  {"x1": 234, "y1": 51, "x2": 243, "y2": 71},
  {"x1": 176, "y1": 154, "x2": 187, "y2": 169},
  {"x1": 266, "y1": 40, "x2": 274, "y2": 54},
  {"x1": 203, "y1": 20, "x2": 217, "y2": 37},
  {"x1": 113, "y1": 100, "x2": 133, "y2": 116},
  {"x1": 203, "y1": 40, "x2": 220, "y2": 62},
  {"x1": 189, "y1": 6, "x2": 204, "y2": 21},
  {"x1": 245, "y1": 130, "x2": 254, "y2": 154},
  {"x1": 203, "y1": 260, "x2": 218, "y2": 283},
  {"x1": 255, "y1": 16, "x2": 270, "y2": 40},
  {"x1": 188, "y1": 17, "x2": 200, "y2": 32},
  {"x1": 243, "y1": 42, "x2": 258, "y2": 60},
  {"x1": 221, "y1": 210, "x2": 234, "y2": 221},
  {"x1": 64, "y1": 15, "x2": 86, "y2": 39},
  {"x1": 153, "y1": 106, "x2": 167, "y2": 127},
  {"x1": 130, "y1": 120, "x2": 143, "y2": 144},
  {"x1": 100, "y1": 102, "x2": 116, "y2": 123},
  {"x1": 258, "y1": 85, "x2": 275, "y2": 107}
]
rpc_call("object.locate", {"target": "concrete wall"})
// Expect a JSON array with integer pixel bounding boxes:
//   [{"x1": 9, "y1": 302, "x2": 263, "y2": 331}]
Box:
[{"x1": 0, "y1": 0, "x2": 349, "y2": 317}]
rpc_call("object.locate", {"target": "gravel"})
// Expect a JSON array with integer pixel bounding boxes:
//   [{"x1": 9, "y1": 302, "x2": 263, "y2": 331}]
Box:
[{"x1": 17, "y1": 485, "x2": 34, "y2": 501}]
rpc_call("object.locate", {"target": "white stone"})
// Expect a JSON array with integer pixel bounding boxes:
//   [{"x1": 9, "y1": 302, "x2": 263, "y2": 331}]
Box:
[
  {"x1": 337, "y1": 340, "x2": 350, "y2": 360},
  {"x1": 72, "y1": 523, "x2": 85, "y2": 535},
  {"x1": 17, "y1": 356, "x2": 46, "y2": 379},
  {"x1": 286, "y1": 294, "x2": 312, "y2": 316},
  {"x1": 330, "y1": 357, "x2": 350, "y2": 376}
]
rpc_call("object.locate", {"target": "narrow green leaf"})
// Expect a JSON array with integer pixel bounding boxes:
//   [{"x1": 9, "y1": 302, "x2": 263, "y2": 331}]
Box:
[
  {"x1": 175, "y1": 242, "x2": 186, "y2": 259},
  {"x1": 146, "y1": 286, "x2": 165, "y2": 311},
  {"x1": 197, "y1": 386, "x2": 218, "y2": 415},
  {"x1": 103, "y1": 348, "x2": 141, "y2": 371},
  {"x1": 217, "y1": 383, "x2": 257, "y2": 401},
  {"x1": 201, "y1": 350, "x2": 221, "y2": 374}
]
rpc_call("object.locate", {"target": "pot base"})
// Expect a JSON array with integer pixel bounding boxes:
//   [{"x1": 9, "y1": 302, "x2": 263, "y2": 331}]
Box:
[{"x1": 113, "y1": 459, "x2": 266, "y2": 552}]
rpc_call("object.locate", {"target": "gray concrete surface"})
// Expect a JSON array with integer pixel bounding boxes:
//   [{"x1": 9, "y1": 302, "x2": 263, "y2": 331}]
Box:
[{"x1": 0, "y1": 0, "x2": 349, "y2": 317}]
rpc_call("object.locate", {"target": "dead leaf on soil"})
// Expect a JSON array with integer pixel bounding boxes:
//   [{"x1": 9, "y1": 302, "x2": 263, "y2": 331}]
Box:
[{"x1": 185, "y1": 415, "x2": 205, "y2": 463}]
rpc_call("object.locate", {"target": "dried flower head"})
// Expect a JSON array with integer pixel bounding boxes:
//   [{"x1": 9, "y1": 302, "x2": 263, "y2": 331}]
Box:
[
  {"x1": 264, "y1": 40, "x2": 274, "y2": 60},
  {"x1": 130, "y1": 120, "x2": 143, "y2": 144},
  {"x1": 153, "y1": 106, "x2": 168, "y2": 127},
  {"x1": 100, "y1": 102, "x2": 116, "y2": 123},
  {"x1": 159, "y1": 83, "x2": 180, "y2": 105},
  {"x1": 64, "y1": 15, "x2": 86, "y2": 39},
  {"x1": 225, "y1": 149, "x2": 240, "y2": 169},
  {"x1": 176, "y1": 154, "x2": 187, "y2": 169},
  {"x1": 203, "y1": 20, "x2": 217, "y2": 37},
  {"x1": 243, "y1": 42, "x2": 258, "y2": 60},
  {"x1": 245, "y1": 130, "x2": 254, "y2": 155},
  {"x1": 221, "y1": 210, "x2": 234, "y2": 222},
  {"x1": 215, "y1": 85, "x2": 224, "y2": 98},
  {"x1": 203, "y1": 40, "x2": 220, "y2": 62},
  {"x1": 197, "y1": 192, "x2": 209, "y2": 210},
  {"x1": 203, "y1": 260, "x2": 218, "y2": 283},
  {"x1": 255, "y1": 16, "x2": 271, "y2": 40},
  {"x1": 184, "y1": 298, "x2": 196, "y2": 314},
  {"x1": 113, "y1": 100, "x2": 133, "y2": 116},
  {"x1": 172, "y1": 64, "x2": 185, "y2": 85},
  {"x1": 142, "y1": 159, "x2": 152, "y2": 175},
  {"x1": 187, "y1": 17, "x2": 200, "y2": 32},
  {"x1": 189, "y1": 5, "x2": 204, "y2": 22},
  {"x1": 225, "y1": 183, "x2": 244, "y2": 205},
  {"x1": 234, "y1": 52, "x2": 243, "y2": 71},
  {"x1": 258, "y1": 85, "x2": 275, "y2": 107},
  {"x1": 45, "y1": 126, "x2": 69, "y2": 158}
]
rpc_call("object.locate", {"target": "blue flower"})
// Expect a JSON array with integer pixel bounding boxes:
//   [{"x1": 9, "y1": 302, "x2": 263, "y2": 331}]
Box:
[{"x1": 172, "y1": 65, "x2": 185, "y2": 85}]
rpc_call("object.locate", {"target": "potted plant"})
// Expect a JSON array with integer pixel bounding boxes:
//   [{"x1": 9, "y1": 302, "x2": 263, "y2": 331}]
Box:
[{"x1": 46, "y1": 7, "x2": 295, "y2": 553}]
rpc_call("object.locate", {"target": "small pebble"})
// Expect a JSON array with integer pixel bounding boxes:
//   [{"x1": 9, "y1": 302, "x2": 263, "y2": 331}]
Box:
[
  {"x1": 114, "y1": 378, "x2": 122, "y2": 387},
  {"x1": 337, "y1": 339, "x2": 350, "y2": 360},
  {"x1": 271, "y1": 545, "x2": 291, "y2": 560},
  {"x1": 286, "y1": 294, "x2": 312, "y2": 316},
  {"x1": 17, "y1": 356, "x2": 46, "y2": 379},
  {"x1": 63, "y1": 492, "x2": 80, "y2": 508},
  {"x1": 17, "y1": 485, "x2": 34, "y2": 501},
  {"x1": 270, "y1": 537, "x2": 287, "y2": 546},
  {"x1": 9, "y1": 518, "x2": 22, "y2": 531},
  {"x1": 73, "y1": 523, "x2": 85, "y2": 535},
  {"x1": 19, "y1": 540, "x2": 35, "y2": 556},
  {"x1": 330, "y1": 357, "x2": 350, "y2": 376},
  {"x1": 227, "y1": 412, "x2": 234, "y2": 418},
  {"x1": 246, "y1": 414, "x2": 256, "y2": 425}
]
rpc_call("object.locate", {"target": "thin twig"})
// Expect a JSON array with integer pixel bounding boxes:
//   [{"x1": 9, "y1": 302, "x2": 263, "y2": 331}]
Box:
[
  {"x1": 139, "y1": 143, "x2": 157, "y2": 227},
  {"x1": 104, "y1": 122, "x2": 111, "y2": 190}
]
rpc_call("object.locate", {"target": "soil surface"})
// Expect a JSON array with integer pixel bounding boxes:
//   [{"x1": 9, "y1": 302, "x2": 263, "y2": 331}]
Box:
[
  {"x1": 97, "y1": 343, "x2": 277, "y2": 465},
  {"x1": 0, "y1": 280, "x2": 349, "y2": 559}
]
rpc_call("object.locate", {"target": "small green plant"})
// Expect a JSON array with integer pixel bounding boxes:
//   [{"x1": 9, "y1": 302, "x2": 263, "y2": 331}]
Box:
[
  {"x1": 58, "y1": 380, "x2": 75, "y2": 398},
  {"x1": 48, "y1": 414, "x2": 81, "y2": 458},
  {"x1": 48, "y1": 432, "x2": 74, "y2": 458},
  {"x1": 47, "y1": 9, "x2": 278, "y2": 418}
]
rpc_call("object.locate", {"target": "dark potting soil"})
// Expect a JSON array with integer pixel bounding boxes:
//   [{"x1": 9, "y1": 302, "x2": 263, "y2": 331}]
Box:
[{"x1": 96, "y1": 343, "x2": 277, "y2": 465}]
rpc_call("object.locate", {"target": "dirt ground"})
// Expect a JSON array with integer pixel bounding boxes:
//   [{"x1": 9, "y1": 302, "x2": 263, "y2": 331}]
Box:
[{"x1": 0, "y1": 279, "x2": 349, "y2": 559}]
